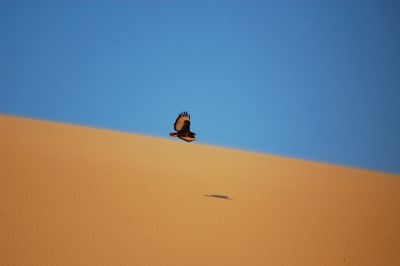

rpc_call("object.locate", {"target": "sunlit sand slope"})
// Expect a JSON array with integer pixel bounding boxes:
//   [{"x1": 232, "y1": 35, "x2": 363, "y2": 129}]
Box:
[{"x1": 1, "y1": 115, "x2": 399, "y2": 265}]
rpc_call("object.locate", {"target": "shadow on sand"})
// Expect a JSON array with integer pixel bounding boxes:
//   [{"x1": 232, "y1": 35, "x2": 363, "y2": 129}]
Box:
[{"x1": 204, "y1": 194, "x2": 233, "y2": 200}]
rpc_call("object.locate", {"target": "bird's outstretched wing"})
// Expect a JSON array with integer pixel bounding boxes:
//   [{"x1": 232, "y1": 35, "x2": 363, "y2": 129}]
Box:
[{"x1": 174, "y1": 112, "x2": 191, "y2": 133}]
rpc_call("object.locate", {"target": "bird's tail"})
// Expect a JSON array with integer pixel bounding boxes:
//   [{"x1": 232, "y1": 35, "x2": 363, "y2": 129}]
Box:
[{"x1": 169, "y1": 132, "x2": 178, "y2": 137}]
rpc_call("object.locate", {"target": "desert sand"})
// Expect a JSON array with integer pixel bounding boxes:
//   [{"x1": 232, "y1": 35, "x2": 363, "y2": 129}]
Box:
[{"x1": 1, "y1": 115, "x2": 399, "y2": 265}]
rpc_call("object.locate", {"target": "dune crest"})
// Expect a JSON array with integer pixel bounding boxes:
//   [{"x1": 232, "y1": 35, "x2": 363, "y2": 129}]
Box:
[{"x1": 1, "y1": 115, "x2": 399, "y2": 265}]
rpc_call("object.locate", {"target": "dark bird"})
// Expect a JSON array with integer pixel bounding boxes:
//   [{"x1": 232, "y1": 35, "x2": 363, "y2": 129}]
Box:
[{"x1": 169, "y1": 111, "x2": 196, "y2": 142}]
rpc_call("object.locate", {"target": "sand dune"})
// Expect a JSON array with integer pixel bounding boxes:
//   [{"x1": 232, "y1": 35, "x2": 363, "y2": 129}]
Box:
[{"x1": 1, "y1": 115, "x2": 399, "y2": 265}]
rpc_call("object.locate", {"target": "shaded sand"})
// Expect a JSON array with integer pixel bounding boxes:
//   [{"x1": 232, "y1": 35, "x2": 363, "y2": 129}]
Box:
[{"x1": 1, "y1": 115, "x2": 399, "y2": 266}]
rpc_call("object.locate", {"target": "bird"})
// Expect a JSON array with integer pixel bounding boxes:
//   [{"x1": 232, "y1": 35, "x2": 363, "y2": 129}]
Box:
[{"x1": 169, "y1": 111, "x2": 196, "y2": 142}]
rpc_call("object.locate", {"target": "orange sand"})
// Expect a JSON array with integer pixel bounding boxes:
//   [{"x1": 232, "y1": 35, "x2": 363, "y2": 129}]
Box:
[{"x1": 1, "y1": 115, "x2": 399, "y2": 265}]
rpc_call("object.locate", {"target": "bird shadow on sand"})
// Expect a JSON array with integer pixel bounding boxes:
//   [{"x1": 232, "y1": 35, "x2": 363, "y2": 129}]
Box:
[{"x1": 204, "y1": 194, "x2": 233, "y2": 200}]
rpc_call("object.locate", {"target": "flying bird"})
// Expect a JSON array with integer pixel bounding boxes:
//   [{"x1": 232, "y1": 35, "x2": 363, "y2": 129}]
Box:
[{"x1": 169, "y1": 111, "x2": 196, "y2": 142}]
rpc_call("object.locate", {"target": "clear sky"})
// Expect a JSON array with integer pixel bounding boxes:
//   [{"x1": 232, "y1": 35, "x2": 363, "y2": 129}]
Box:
[{"x1": 1, "y1": 0, "x2": 399, "y2": 174}]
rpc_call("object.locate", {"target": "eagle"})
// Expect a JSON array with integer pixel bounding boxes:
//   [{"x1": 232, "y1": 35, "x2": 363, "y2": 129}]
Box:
[{"x1": 169, "y1": 111, "x2": 196, "y2": 142}]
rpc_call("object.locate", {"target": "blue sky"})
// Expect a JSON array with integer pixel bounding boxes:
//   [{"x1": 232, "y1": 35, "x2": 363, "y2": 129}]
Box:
[{"x1": 1, "y1": 0, "x2": 399, "y2": 174}]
